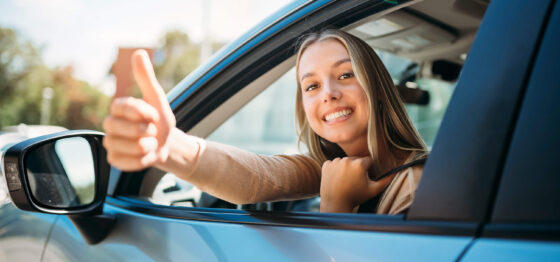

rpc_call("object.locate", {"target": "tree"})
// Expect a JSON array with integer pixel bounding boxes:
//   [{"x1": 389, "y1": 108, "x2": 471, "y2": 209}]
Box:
[
  {"x1": 154, "y1": 30, "x2": 225, "y2": 91},
  {"x1": 49, "y1": 66, "x2": 110, "y2": 130},
  {"x1": 0, "y1": 27, "x2": 49, "y2": 127},
  {"x1": 0, "y1": 27, "x2": 109, "y2": 130}
]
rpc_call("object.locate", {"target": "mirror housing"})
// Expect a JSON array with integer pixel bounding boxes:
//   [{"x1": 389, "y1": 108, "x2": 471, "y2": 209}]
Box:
[{"x1": 2, "y1": 130, "x2": 110, "y2": 216}]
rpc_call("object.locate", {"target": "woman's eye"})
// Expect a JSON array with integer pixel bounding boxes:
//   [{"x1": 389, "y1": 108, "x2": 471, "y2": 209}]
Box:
[
  {"x1": 339, "y1": 72, "x2": 354, "y2": 80},
  {"x1": 305, "y1": 84, "x2": 318, "y2": 92}
]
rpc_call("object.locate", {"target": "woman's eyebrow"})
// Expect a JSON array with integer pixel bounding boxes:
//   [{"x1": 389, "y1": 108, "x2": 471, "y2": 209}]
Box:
[
  {"x1": 300, "y1": 58, "x2": 351, "y2": 82},
  {"x1": 332, "y1": 58, "x2": 351, "y2": 68},
  {"x1": 300, "y1": 72, "x2": 315, "y2": 82}
]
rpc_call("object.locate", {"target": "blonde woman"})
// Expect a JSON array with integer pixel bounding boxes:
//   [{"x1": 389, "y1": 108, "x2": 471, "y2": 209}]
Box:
[{"x1": 102, "y1": 29, "x2": 427, "y2": 214}]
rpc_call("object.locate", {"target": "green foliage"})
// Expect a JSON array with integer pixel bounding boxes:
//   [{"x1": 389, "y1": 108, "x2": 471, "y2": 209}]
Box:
[
  {"x1": 0, "y1": 27, "x2": 49, "y2": 128},
  {"x1": 154, "y1": 30, "x2": 224, "y2": 91},
  {"x1": 0, "y1": 28, "x2": 220, "y2": 131},
  {"x1": 0, "y1": 28, "x2": 43, "y2": 102},
  {"x1": 154, "y1": 30, "x2": 199, "y2": 91},
  {"x1": 0, "y1": 27, "x2": 109, "y2": 131}
]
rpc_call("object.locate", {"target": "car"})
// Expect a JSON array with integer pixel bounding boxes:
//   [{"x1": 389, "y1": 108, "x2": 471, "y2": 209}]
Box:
[{"x1": 2, "y1": 0, "x2": 560, "y2": 261}]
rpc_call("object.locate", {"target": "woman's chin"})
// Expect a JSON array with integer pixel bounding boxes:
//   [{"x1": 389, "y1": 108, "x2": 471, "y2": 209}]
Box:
[{"x1": 324, "y1": 134, "x2": 359, "y2": 145}]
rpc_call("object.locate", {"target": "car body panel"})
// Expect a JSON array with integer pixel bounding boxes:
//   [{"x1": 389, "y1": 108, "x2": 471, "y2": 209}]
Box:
[
  {"x1": 44, "y1": 204, "x2": 473, "y2": 262},
  {"x1": 0, "y1": 204, "x2": 57, "y2": 262},
  {"x1": 460, "y1": 1, "x2": 560, "y2": 259},
  {"x1": 489, "y1": 0, "x2": 560, "y2": 224},
  {"x1": 461, "y1": 238, "x2": 560, "y2": 262}
]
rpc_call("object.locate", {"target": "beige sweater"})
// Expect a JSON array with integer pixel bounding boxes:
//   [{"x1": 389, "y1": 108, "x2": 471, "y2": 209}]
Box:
[{"x1": 182, "y1": 138, "x2": 423, "y2": 215}]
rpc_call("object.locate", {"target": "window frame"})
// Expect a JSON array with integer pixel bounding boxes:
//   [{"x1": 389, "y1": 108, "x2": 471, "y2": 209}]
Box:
[{"x1": 110, "y1": 0, "x2": 415, "y2": 200}]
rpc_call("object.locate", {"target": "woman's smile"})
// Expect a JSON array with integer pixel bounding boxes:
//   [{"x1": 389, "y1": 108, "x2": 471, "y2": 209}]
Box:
[{"x1": 323, "y1": 107, "x2": 353, "y2": 123}]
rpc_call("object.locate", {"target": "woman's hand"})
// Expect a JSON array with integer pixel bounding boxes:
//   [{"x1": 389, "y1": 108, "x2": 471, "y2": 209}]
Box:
[
  {"x1": 320, "y1": 157, "x2": 394, "y2": 213},
  {"x1": 102, "y1": 49, "x2": 176, "y2": 171}
]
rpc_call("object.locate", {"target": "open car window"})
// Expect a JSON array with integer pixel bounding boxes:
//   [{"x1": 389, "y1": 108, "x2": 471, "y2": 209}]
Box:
[
  {"x1": 207, "y1": 67, "x2": 299, "y2": 155},
  {"x1": 133, "y1": 0, "x2": 480, "y2": 214},
  {"x1": 149, "y1": 43, "x2": 460, "y2": 211}
]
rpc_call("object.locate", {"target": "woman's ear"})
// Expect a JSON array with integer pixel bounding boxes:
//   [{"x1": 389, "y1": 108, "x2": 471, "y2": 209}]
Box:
[{"x1": 319, "y1": 137, "x2": 346, "y2": 160}]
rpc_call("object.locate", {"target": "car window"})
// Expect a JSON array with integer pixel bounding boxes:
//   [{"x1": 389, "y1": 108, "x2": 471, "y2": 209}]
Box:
[
  {"x1": 406, "y1": 78, "x2": 455, "y2": 148},
  {"x1": 208, "y1": 51, "x2": 455, "y2": 153},
  {"x1": 207, "y1": 67, "x2": 299, "y2": 155},
  {"x1": 150, "y1": 47, "x2": 459, "y2": 211}
]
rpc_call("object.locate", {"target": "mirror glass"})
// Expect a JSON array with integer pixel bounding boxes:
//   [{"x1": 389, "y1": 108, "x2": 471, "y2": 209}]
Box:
[{"x1": 25, "y1": 137, "x2": 95, "y2": 208}]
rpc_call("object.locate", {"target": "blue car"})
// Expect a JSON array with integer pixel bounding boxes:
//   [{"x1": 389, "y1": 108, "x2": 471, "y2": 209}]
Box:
[{"x1": 2, "y1": 0, "x2": 560, "y2": 261}]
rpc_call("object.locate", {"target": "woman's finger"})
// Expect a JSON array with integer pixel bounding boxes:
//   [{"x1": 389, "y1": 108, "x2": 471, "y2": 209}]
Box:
[
  {"x1": 103, "y1": 136, "x2": 158, "y2": 156},
  {"x1": 110, "y1": 97, "x2": 160, "y2": 122},
  {"x1": 132, "y1": 49, "x2": 171, "y2": 116},
  {"x1": 103, "y1": 116, "x2": 157, "y2": 138},
  {"x1": 367, "y1": 174, "x2": 395, "y2": 198},
  {"x1": 357, "y1": 156, "x2": 373, "y2": 170},
  {"x1": 106, "y1": 151, "x2": 158, "y2": 172}
]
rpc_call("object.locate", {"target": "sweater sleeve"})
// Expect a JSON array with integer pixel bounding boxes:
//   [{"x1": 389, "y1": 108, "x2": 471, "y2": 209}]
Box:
[{"x1": 181, "y1": 139, "x2": 322, "y2": 204}]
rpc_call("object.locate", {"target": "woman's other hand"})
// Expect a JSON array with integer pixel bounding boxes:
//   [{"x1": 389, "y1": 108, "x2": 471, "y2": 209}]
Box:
[
  {"x1": 320, "y1": 157, "x2": 394, "y2": 213},
  {"x1": 102, "y1": 49, "x2": 176, "y2": 171}
]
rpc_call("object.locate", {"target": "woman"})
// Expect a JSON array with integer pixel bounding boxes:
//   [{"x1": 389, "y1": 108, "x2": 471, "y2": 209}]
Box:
[{"x1": 102, "y1": 29, "x2": 427, "y2": 214}]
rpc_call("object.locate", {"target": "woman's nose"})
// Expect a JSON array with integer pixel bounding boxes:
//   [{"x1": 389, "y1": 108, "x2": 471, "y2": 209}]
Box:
[{"x1": 322, "y1": 81, "x2": 341, "y2": 103}]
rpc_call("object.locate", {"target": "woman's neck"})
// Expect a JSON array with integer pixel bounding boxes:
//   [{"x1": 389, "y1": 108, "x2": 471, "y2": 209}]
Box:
[{"x1": 338, "y1": 136, "x2": 370, "y2": 158}]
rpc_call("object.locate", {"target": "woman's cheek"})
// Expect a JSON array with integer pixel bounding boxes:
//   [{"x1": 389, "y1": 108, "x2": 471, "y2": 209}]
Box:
[
  {"x1": 306, "y1": 112, "x2": 322, "y2": 135},
  {"x1": 302, "y1": 98, "x2": 322, "y2": 131}
]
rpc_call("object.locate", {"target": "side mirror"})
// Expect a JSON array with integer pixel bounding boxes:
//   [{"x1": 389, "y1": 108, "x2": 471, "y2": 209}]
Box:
[{"x1": 2, "y1": 130, "x2": 110, "y2": 215}]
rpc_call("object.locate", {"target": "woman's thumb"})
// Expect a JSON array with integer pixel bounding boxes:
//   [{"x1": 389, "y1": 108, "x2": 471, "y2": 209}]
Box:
[{"x1": 131, "y1": 49, "x2": 170, "y2": 114}]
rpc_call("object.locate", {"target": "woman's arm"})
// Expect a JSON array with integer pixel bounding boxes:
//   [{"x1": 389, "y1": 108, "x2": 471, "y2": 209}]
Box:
[
  {"x1": 158, "y1": 128, "x2": 322, "y2": 204},
  {"x1": 103, "y1": 50, "x2": 321, "y2": 204}
]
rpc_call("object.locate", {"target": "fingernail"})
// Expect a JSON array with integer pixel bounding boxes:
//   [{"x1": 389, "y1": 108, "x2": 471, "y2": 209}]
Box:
[
  {"x1": 141, "y1": 151, "x2": 157, "y2": 166},
  {"x1": 146, "y1": 123, "x2": 157, "y2": 136},
  {"x1": 140, "y1": 137, "x2": 158, "y2": 152},
  {"x1": 139, "y1": 123, "x2": 147, "y2": 131}
]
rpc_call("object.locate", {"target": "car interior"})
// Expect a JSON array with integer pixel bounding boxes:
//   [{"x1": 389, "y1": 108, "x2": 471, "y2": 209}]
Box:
[{"x1": 135, "y1": 0, "x2": 489, "y2": 213}]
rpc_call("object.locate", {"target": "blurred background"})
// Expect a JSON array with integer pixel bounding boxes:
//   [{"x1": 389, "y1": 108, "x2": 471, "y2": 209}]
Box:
[{"x1": 0, "y1": 0, "x2": 291, "y2": 131}]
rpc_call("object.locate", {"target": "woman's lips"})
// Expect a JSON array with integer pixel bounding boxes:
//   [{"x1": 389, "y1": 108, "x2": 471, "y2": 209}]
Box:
[{"x1": 323, "y1": 108, "x2": 353, "y2": 123}]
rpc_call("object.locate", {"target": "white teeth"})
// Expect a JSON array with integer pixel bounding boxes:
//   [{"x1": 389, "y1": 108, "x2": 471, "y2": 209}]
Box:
[{"x1": 325, "y1": 109, "x2": 352, "y2": 122}]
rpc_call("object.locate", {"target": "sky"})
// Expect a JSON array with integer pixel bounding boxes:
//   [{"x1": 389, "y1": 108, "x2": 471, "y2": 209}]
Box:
[{"x1": 0, "y1": 0, "x2": 292, "y2": 95}]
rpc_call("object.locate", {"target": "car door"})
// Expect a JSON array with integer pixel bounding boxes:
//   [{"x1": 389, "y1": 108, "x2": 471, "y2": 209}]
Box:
[
  {"x1": 0, "y1": 200, "x2": 57, "y2": 262},
  {"x1": 41, "y1": 0, "x2": 552, "y2": 261},
  {"x1": 461, "y1": 0, "x2": 560, "y2": 260}
]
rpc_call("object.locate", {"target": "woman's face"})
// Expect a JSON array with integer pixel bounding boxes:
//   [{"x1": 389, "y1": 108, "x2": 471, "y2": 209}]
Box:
[{"x1": 298, "y1": 39, "x2": 370, "y2": 154}]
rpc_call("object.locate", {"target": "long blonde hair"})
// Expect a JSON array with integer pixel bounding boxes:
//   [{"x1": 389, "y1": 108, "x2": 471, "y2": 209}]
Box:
[{"x1": 295, "y1": 29, "x2": 427, "y2": 175}]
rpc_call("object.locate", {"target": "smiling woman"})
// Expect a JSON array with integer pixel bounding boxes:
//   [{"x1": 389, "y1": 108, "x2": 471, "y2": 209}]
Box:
[
  {"x1": 298, "y1": 40, "x2": 371, "y2": 159},
  {"x1": 102, "y1": 29, "x2": 428, "y2": 215},
  {"x1": 294, "y1": 30, "x2": 428, "y2": 213}
]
